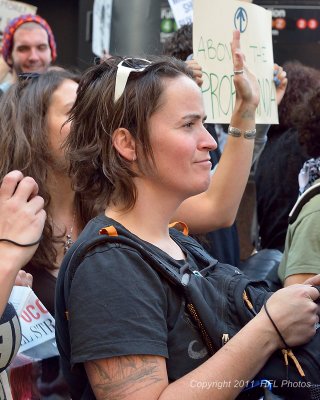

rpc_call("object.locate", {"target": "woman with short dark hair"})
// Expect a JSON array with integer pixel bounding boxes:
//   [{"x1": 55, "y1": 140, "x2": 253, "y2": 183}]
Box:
[{"x1": 55, "y1": 32, "x2": 320, "y2": 400}]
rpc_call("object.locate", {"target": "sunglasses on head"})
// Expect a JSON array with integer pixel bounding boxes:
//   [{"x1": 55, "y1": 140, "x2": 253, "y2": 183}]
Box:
[{"x1": 114, "y1": 57, "x2": 151, "y2": 102}]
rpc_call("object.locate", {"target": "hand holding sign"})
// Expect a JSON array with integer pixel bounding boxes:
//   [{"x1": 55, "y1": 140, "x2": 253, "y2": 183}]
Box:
[
  {"x1": 273, "y1": 63, "x2": 288, "y2": 105},
  {"x1": 14, "y1": 270, "x2": 33, "y2": 288},
  {"x1": 193, "y1": 0, "x2": 277, "y2": 124},
  {"x1": 185, "y1": 58, "x2": 203, "y2": 87}
]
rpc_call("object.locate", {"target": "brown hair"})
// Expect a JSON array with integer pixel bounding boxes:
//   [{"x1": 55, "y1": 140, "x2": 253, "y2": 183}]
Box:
[
  {"x1": 0, "y1": 69, "x2": 94, "y2": 271},
  {"x1": 162, "y1": 24, "x2": 193, "y2": 61},
  {"x1": 66, "y1": 56, "x2": 193, "y2": 211},
  {"x1": 295, "y1": 88, "x2": 320, "y2": 158},
  {"x1": 274, "y1": 61, "x2": 320, "y2": 134}
]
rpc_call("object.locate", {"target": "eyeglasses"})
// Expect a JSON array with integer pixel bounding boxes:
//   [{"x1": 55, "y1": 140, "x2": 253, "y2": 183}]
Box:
[
  {"x1": 18, "y1": 72, "x2": 40, "y2": 82},
  {"x1": 114, "y1": 58, "x2": 151, "y2": 102}
]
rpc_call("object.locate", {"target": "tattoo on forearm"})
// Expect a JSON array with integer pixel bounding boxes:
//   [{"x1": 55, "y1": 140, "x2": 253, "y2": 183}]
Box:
[
  {"x1": 88, "y1": 355, "x2": 163, "y2": 399},
  {"x1": 240, "y1": 109, "x2": 255, "y2": 120}
]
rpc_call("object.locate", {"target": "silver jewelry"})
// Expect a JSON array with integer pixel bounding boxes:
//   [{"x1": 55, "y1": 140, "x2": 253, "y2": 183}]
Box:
[
  {"x1": 233, "y1": 70, "x2": 244, "y2": 75},
  {"x1": 52, "y1": 210, "x2": 76, "y2": 254},
  {"x1": 228, "y1": 126, "x2": 256, "y2": 140}
]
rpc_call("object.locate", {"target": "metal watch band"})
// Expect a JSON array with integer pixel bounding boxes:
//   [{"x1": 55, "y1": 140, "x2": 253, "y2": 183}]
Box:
[{"x1": 228, "y1": 126, "x2": 256, "y2": 140}]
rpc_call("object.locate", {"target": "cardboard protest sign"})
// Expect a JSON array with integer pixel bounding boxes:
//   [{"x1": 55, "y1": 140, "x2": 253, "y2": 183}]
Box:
[
  {"x1": 0, "y1": 0, "x2": 37, "y2": 47},
  {"x1": 168, "y1": 0, "x2": 193, "y2": 28},
  {"x1": 92, "y1": 0, "x2": 113, "y2": 57},
  {"x1": 7, "y1": 288, "x2": 63, "y2": 399},
  {"x1": 193, "y1": 0, "x2": 278, "y2": 124},
  {"x1": 9, "y1": 286, "x2": 55, "y2": 353}
]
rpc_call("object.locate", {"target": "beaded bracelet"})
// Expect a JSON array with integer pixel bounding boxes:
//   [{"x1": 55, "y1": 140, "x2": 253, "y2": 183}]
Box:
[{"x1": 228, "y1": 126, "x2": 256, "y2": 140}]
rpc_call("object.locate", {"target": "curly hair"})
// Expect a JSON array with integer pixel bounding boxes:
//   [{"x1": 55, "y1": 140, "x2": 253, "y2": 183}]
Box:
[
  {"x1": 275, "y1": 61, "x2": 320, "y2": 133},
  {"x1": 0, "y1": 70, "x2": 94, "y2": 271},
  {"x1": 65, "y1": 56, "x2": 193, "y2": 212},
  {"x1": 294, "y1": 88, "x2": 320, "y2": 158},
  {"x1": 162, "y1": 23, "x2": 193, "y2": 60}
]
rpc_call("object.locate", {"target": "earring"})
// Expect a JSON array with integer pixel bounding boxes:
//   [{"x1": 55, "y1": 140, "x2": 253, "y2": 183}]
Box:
[{"x1": 132, "y1": 155, "x2": 136, "y2": 162}]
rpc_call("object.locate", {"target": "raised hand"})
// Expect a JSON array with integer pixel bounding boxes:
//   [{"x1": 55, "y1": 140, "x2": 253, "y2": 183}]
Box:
[
  {"x1": 0, "y1": 170, "x2": 46, "y2": 269},
  {"x1": 185, "y1": 59, "x2": 203, "y2": 87},
  {"x1": 231, "y1": 30, "x2": 260, "y2": 110},
  {"x1": 273, "y1": 63, "x2": 288, "y2": 105}
]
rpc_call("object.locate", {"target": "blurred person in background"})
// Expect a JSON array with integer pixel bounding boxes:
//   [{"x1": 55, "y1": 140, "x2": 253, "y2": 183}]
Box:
[
  {"x1": 254, "y1": 61, "x2": 320, "y2": 252},
  {"x1": 0, "y1": 14, "x2": 57, "y2": 93}
]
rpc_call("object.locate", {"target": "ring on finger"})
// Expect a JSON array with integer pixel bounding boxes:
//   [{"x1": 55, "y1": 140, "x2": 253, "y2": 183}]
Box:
[{"x1": 234, "y1": 69, "x2": 244, "y2": 75}]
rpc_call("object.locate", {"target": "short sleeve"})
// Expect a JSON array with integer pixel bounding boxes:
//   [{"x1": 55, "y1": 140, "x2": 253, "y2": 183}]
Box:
[
  {"x1": 68, "y1": 245, "x2": 169, "y2": 366},
  {"x1": 283, "y1": 210, "x2": 320, "y2": 279}
]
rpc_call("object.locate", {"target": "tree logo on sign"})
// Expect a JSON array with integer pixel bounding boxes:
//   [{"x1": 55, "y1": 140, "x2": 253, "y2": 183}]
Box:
[{"x1": 234, "y1": 7, "x2": 248, "y2": 33}]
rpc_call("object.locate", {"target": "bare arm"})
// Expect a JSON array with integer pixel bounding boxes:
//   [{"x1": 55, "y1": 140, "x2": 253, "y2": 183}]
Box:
[
  {"x1": 85, "y1": 285, "x2": 319, "y2": 400},
  {"x1": 0, "y1": 171, "x2": 46, "y2": 316},
  {"x1": 284, "y1": 273, "x2": 317, "y2": 287},
  {"x1": 174, "y1": 30, "x2": 258, "y2": 232},
  {"x1": 176, "y1": 57, "x2": 288, "y2": 234}
]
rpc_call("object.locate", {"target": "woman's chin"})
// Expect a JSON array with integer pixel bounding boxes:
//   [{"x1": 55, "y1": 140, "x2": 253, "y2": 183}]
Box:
[{"x1": 187, "y1": 180, "x2": 211, "y2": 198}]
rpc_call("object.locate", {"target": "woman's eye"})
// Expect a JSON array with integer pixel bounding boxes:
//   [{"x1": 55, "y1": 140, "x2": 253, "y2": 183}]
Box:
[{"x1": 184, "y1": 122, "x2": 194, "y2": 128}]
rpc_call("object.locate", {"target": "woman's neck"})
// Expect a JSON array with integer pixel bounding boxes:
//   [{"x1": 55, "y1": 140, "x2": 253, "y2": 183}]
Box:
[
  {"x1": 47, "y1": 169, "x2": 75, "y2": 212},
  {"x1": 106, "y1": 183, "x2": 185, "y2": 259},
  {"x1": 46, "y1": 170, "x2": 80, "y2": 272}
]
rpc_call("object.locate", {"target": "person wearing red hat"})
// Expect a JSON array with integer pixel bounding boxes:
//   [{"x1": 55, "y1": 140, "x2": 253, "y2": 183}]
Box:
[{"x1": 0, "y1": 14, "x2": 57, "y2": 91}]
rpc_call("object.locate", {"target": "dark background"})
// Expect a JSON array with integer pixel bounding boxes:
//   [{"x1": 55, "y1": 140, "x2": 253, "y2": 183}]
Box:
[{"x1": 29, "y1": 0, "x2": 320, "y2": 71}]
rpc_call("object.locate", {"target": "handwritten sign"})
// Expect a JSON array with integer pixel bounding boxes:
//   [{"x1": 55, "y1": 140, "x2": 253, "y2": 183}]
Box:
[
  {"x1": 9, "y1": 286, "x2": 55, "y2": 353},
  {"x1": 168, "y1": 0, "x2": 193, "y2": 28},
  {"x1": 193, "y1": 0, "x2": 277, "y2": 124},
  {"x1": 92, "y1": 0, "x2": 113, "y2": 57},
  {"x1": 0, "y1": 0, "x2": 37, "y2": 47}
]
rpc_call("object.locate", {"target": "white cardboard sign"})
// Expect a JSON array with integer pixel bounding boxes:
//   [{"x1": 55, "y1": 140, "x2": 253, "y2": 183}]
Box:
[
  {"x1": 9, "y1": 286, "x2": 55, "y2": 353},
  {"x1": 193, "y1": 0, "x2": 278, "y2": 124},
  {"x1": 92, "y1": 0, "x2": 113, "y2": 57},
  {"x1": 0, "y1": 0, "x2": 37, "y2": 47},
  {"x1": 168, "y1": 0, "x2": 193, "y2": 28}
]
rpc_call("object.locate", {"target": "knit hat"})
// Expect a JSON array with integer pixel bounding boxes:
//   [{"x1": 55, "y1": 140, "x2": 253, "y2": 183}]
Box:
[{"x1": 1, "y1": 14, "x2": 57, "y2": 65}]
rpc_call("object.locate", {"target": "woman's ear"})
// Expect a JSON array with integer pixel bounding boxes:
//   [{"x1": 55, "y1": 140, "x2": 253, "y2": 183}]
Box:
[{"x1": 112, "y1": 128, "x2": 136, "y2": 161}]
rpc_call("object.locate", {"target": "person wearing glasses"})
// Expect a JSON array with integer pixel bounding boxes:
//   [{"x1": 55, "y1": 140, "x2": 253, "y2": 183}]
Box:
[{"x1": 55, "y1": 31, "x2": 320, "y2": 399}]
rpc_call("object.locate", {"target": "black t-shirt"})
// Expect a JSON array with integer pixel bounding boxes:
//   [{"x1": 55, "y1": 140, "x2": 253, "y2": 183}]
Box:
[{"x1": 55, "y1": 215, "x2": 210, "y2": 399}]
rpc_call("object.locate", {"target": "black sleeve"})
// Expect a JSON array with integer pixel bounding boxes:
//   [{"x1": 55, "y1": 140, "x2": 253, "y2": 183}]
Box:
[{"x1": 68, "y1": 245, "x2": 169, "y2": 366}]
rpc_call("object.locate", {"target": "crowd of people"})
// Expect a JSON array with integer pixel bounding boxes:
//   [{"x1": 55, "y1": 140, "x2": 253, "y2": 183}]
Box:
[{"x1": 0, "y1": 9, "x2": 319, "y2": 400}]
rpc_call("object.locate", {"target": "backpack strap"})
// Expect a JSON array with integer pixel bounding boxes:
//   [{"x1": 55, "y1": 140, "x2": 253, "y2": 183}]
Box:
[
  {"x1": 288, "y1": 182, "x2": 320, "y2": 224},
  {"x1": 63, "y1": 222, "x2": 217, "y2": 302},
  {"x1": 64, "y1": 225, "x2": 184, "y2": 303}
]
